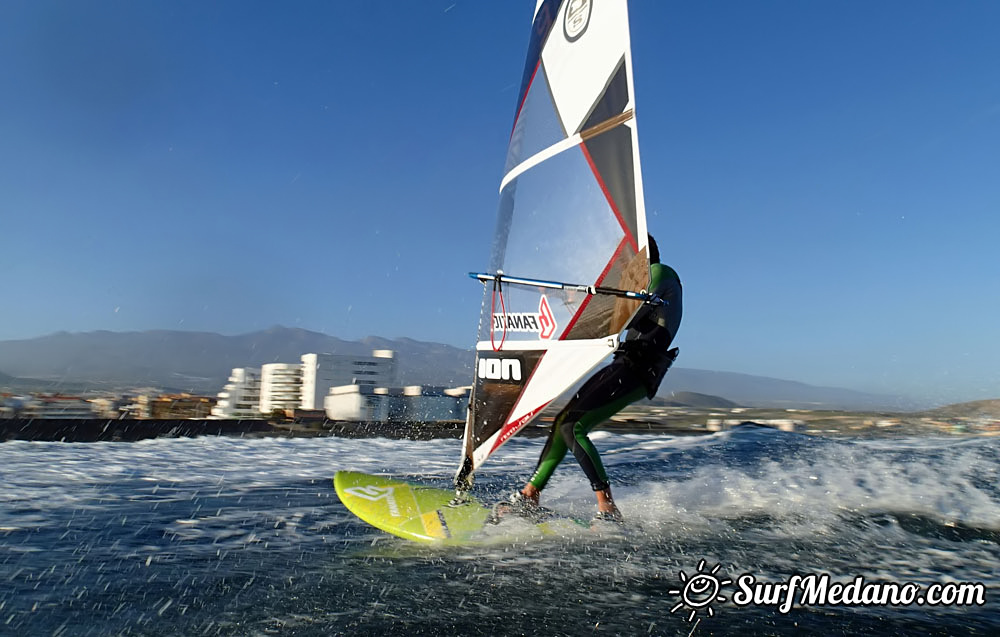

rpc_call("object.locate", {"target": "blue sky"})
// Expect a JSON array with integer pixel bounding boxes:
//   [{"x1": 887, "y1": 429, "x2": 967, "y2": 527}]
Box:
[{"x1": 1, "y1": 1, "x2": 997, "y2": 403}]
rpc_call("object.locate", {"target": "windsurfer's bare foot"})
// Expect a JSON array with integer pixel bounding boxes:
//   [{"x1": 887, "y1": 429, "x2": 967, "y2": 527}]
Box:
[
  {"x1": 591, "y1": 488, "x2": 624, "y2": 527},
  {"x1": 487, "y1": 484, "x2": 545, "y2": 524},
  {"x1": 520, "y1": 483, "x2": 540, "y2": 505},
  {"x1": 595, "y1": 487, "x2": 621, "y2": 517}
]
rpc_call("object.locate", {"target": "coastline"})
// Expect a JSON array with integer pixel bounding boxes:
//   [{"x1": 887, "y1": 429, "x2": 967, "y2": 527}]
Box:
[{"x1": 3, "y1": 402, "x2": 997, "y2": 443}]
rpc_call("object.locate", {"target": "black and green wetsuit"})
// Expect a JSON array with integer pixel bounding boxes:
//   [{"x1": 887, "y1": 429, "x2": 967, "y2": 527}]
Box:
[{"x1": 529, "y1": 263, "x2": 683, "y2": 492}]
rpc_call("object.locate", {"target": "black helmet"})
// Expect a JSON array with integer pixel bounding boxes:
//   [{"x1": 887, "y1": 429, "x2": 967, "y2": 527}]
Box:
[{"x1": 647, "y1": 234, "x2": 660, "y2": 264}]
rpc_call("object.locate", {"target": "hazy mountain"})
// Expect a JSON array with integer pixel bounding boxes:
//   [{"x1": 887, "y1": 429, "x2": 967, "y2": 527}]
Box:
[
  {"x1": 651, "y1": 391, "x2": 740, "y2": 409},
  {"x1": 0, "y1": 327, "x2": 920, "y2": 410},
  {"x1": 0, "y1": 369, "x2": 96, "y2": 393},
  {"x1": 0, "y1": 327, "x2": 472, "y2": 393},
  {"x1": 660, "y1": 368, "x2": 922, "y2": 411},
  {"x1": 918, "y1": 399, "x2": 1000, "y2": 419}
]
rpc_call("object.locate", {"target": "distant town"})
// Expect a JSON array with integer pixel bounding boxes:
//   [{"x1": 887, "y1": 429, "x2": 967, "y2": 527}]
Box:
[
  {"x1": 608, "y1": 402, "x2": 1000, "y2": 438},
  {"x1": 2, "y1": 345, "x2": 999, "y2": 441},
  {"x1": 0, "y1": 349, "x2": 471, "y2": 425}
]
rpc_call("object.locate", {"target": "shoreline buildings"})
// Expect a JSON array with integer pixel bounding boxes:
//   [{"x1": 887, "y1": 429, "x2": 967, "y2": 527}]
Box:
[
  {"x1": 259, "y1": 363, "x2": 303, "y2": 414},
  {"x1": 20, "y1": 395, "x2": 96, "y2": 419},
  {"x1": 210, "y1": 368, "x2": 262, "y2": 420},
  {"x1": 0, "y1": 350, "x2": 469, "y2": 423},
  {"x1": 325, "y1": 385, "x2": 470, "y2": 422},
  {"x1": 210, "y1": 350, "x2": 468, "y2": 423},
  {"x1": 300, "y1": 351, "x2": 396, "y2": 410}
]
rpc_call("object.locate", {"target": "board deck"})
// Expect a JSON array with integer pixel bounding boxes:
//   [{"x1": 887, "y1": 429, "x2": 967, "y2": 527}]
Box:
[
  {"x1": 334, "y1": 471, "x2": 592, "y2": 544},
  {"x1": 334, "y1": 471, "x2": 491, "y2": 543}
]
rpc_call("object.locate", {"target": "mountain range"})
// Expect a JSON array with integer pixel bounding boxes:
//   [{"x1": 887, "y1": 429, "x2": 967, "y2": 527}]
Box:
[{"x1": 0, "y1": 327, "x2": 922, "y2": 411}]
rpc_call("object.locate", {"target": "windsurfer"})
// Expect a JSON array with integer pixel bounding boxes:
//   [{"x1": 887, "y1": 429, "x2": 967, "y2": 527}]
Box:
[{"x1": 511, "y1": 235, "x2": 682, "y2": 522}]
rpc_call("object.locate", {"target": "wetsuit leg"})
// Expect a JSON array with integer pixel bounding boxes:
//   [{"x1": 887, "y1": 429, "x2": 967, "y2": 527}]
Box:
[
  {"x1": 528, "y1": 422, "x2": 569, "y2": 491},
  {"x1": 561, "y1": 382, "x2": 646, "y2": 490},
  {"x1": 529, "y1": 364, "x2": 627, "y2": 490},
  {"x1": 529, "y1": 361, "x2": 646, "y2": 492}
]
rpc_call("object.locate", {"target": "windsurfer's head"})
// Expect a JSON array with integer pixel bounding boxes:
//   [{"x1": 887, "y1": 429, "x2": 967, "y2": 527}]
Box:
[{"x1": 647, "y1": 234, "x2": 660, "y2": 264}]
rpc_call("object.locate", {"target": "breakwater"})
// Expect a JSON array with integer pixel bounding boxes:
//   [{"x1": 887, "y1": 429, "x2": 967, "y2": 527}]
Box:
[{"x1": 0, "y1": 418, "x2": 471, "y2": 442}]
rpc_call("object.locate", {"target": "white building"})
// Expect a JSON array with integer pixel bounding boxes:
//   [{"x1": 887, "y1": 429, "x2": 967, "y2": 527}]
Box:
[
  {"x1": 324, "y1": 385, "x2": 391, "y2": 422},
  {"x1": 396, "y1": 385, "x2": 469, "y2": 421},
  {"x1": 21, "y1": 396, "x2": 96, "y2": 419},
  {"x1": 1, "y1": 395, "x2": 29, "y2": 418},
  {"x1": 213, "y1": 350, "x2": 399, "y2": 416},
  {"x1": 301, "y1": 350, "x2": 397, "y2": 410},
  {"x1": 259, "y1": 363, "x2": 302, "y2": 414},
  {"x1": 210, "y1": 368, "x2": 262, "y2": 419},
  {"x1": 324, "y1": 384, "x2": 470, "y2": 422}
]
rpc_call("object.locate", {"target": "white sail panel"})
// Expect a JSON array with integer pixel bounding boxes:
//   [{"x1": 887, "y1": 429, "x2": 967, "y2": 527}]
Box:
[
  {"x1": 540, "y1": 1, "x2": 632, "y2": 136},
  {"x1": 504, "y1": 60, "x2": 566, "y2": 177},
  {"x1": 469, "y1": 338, "x2": 617, "y2": 469}
]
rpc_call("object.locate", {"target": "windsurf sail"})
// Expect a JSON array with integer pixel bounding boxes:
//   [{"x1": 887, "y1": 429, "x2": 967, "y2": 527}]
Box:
[{"x1": 455, "y1": 0, "x2": 652, "y2": 490}]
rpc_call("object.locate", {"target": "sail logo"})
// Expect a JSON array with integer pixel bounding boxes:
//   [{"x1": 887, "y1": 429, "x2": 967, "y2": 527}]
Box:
[
  {"x1": 492, "y1": 313, "x2": 541, "y2": 334},
  {"x1": 478, "y1": 357, "x2": 522, "y2": 382},
  {"x1": 343, "y1": 486, "x2": 400, "y2": 517},
  {"x1": 538, "y1": 294, "x2": 556, "y2": 339},
  {"x1": 492, "y1": 295, "x2": 557, "y2": 340},
  {"x1": 563, "y1": 0, "x2": 592, "y2": 42}
]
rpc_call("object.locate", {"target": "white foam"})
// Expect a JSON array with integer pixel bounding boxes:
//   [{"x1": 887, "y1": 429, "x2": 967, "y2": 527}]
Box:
[{"x1": 1, "y1": 432, "x2": 997, "y2": 539}]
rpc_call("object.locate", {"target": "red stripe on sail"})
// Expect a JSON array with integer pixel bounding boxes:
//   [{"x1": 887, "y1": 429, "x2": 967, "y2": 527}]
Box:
[
  {"x1": 490, "y1": 402, "x2": 551, "y2": 456},
  {"x1": 511, "y1": 61, "x2": 541, "y2": 141},
  {"x1": 486, "y1": 350, "x2": 547, "y2": 456},
  {"x1": 558, "y1": 236, "x2": 628, "y2": 340},
  {"x1": 580, "y1": 143, "x2": 637, "y2": 251}
]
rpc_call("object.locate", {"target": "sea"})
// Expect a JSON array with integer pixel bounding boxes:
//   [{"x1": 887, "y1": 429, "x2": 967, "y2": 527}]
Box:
[{"x1": 2, "y1": 425, "x2": 997, "y2": 636}]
